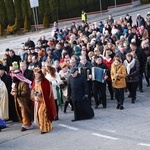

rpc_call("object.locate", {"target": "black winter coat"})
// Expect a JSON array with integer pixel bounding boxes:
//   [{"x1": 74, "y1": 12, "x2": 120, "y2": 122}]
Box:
[
  {"x1": 145, "y1": 56, "x2": 150, "y2": 78},
  {"x1": 1, "y1": 72, "x2": 12, "y2": 92},
  {"x1": 67, "y1": 73, "x2": 89, "y2": 102},
  {"x1": 129, "y1": 48, "x2": 147, "y2": 73},
  {"x1": 124, "y1": 58, "x2": 140, "y2": 82},
  {"x1": 23, "y1": 69, "x2": 34, "y2": 82}
]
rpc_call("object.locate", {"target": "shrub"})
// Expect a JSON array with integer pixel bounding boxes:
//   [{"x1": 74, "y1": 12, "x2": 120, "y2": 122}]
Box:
[
  {"x1": 43, "y1": 13, "x2": 49, "y2": 28},
  {"x1": 6, "y1": 18, "x2": 18, "y2": 34},
  {"x1": 24, "y1": 16, "x2": 30, "y2": 31},
  {"x1": 0, "y1": 24, "x2": 4, "y2": 36},
  {"x1": 140, "y1": 0, "x2": 150, "y2": 4}
]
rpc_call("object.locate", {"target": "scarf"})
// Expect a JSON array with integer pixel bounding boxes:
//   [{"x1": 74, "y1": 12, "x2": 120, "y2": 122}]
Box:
[
  {"x1": 124, "y1": 58, "x2": 135, "y2": 74},
  {"x1": 13, "y1": 70, "x2": 32, "y2": 88}
]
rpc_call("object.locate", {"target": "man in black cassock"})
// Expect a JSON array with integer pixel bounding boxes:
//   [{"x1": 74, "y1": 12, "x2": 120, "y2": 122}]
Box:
[{"x1": 67, "y1": 67, "x2": 94, "y2": 122}]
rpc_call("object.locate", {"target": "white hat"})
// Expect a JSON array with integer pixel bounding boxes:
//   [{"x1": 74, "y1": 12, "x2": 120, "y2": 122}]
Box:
[
  {"x1": 131, "y1": 38, "x2": 136, "y2": 43},
  {"x1": 21, "y1": 43, "x2": 25, "y2": 47},
  {"x1": 137, "y1": 14, "x2": 140, "y2": 16}
]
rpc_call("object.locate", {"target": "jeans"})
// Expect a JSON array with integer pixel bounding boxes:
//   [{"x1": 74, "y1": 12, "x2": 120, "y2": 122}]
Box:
[{"x1": 114, "y1": 88, "x2": 124, "y2": 105}]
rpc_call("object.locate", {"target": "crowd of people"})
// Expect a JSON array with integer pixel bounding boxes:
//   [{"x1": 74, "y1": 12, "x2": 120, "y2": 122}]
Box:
[{"x1": 0, "y1": 11, "x2": 150, "y2": 133}]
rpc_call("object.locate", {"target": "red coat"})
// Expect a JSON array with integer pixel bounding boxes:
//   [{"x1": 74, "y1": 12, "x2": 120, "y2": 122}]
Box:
[{"x1": 103, "y1": 58, "x2": 113, "y2": 81}]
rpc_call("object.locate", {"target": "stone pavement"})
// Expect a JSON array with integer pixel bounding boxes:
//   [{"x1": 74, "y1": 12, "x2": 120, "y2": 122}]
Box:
[{"x1": 1, "y1": 80, "x2": 150, "y2": 150}]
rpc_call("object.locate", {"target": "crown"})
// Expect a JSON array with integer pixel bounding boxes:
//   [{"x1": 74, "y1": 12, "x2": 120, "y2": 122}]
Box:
[
  {"x1": 12, "y1": 61, "x2": 19, "y2": 69},
  {"x1": 33, "y1": 67, "x2": 41, "y2": 73}
]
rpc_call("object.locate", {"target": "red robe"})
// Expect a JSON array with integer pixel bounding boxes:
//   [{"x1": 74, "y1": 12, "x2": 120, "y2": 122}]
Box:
[{"x1": 32, "y1": 78, "x2": 57, "y2": 122}]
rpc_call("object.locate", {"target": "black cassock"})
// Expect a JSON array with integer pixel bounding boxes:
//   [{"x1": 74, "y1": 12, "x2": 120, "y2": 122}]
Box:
[{"x1": 68, "y1": 73, "x2": 94, "y2": 120}]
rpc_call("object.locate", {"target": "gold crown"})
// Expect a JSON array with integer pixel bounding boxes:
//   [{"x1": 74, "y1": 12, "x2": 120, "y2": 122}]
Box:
[{"x1": 33, "y1": 67, "x2": 41, "y2": 73}]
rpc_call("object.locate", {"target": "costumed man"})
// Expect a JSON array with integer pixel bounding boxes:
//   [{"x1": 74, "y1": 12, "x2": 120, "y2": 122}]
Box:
[
  {"x1": 11, "y1": 70, "x2": 33, "y2": 131},
  {"x1": 0, "y1": 78, "x2": 9, "y2": 121},
  {"x1": 81, "y1": 10, "x2": 87, "y2": 23},
  {"x1": 67, "y1": 67, "x2": 94, "y2": 122},
  {"x1": 31, "y1": 67, "x2": 57, "y2": 134},
  {"x1": 0, "y1": 64, "x2": 18, "y2": 122}
]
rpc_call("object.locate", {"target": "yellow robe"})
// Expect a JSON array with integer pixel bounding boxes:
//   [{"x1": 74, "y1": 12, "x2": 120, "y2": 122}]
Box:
[{"x1": 33, "y1": 81, "x2": 53, "y2": 132}]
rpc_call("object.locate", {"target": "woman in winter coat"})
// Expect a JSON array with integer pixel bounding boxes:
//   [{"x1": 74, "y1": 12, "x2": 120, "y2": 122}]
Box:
[
  {"x1": 123, "y1": 53, "x2": 140, "y2": 103},
  {"x1": 59, "y1": 63, "x2": 73, "y2": 113},
  {"x1": 111, "y1": 56, "x2": 126, "y2": 110},
  {"x1": 45, "y1": 63, "x2": 62, "y2": 120}
]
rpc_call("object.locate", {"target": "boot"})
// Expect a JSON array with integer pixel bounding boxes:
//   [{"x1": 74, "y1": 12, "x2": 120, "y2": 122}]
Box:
[
  {"x1": 64, "y1": 101, "x2": 69, "y2": 113},
  {"x1": 131, "y1": 97, "x2": 136, "y2": 104},
  {"x1": 111, "y1": 94, "x2": 114, "y2": 100},
  {"x1": 69, "y1": 100, "x2": 74, "y2": 111},
  {"x1": 116, "y1": 103, "x2": 120, "y2": 109},
  {"x1": 120, "y1": 105, "x2": 124, "y2": 110}
]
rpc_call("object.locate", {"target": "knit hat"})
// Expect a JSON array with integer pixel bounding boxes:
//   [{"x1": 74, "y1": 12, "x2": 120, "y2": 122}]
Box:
[
  {"x1": 38, "y1": 50, "x2": 44, "y2": 57},
  {"x1": 0, "y1": 64, "x2": 5, "y2": 70},
  {"x1": 46, "y1": 47, "x2": 52, "y2": 52},
  {"x1": 74, "y1": 45, "x2": 81, "y2": 57}
]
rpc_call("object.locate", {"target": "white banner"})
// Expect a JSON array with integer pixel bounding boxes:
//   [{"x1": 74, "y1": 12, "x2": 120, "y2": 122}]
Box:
[{"x1": 29, "y1": 0, "x2": 39, "y2": 8}]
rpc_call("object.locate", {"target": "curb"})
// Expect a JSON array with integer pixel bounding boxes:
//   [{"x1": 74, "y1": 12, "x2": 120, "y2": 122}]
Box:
[{"x1": 58, "y1": 3, "x2": 150, "y2": 26}]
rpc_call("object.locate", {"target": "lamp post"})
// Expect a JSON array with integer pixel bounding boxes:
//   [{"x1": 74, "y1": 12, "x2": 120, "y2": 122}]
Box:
[
  {"x1": 32, "y1": 8, "x2": 37, "y2": 31},
  {"x1": 114, "y1": 0, "x2": 117, "y2": 9},
  {"x1": 100, "y1": 0, "x2": 102, "y2": 15}
]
